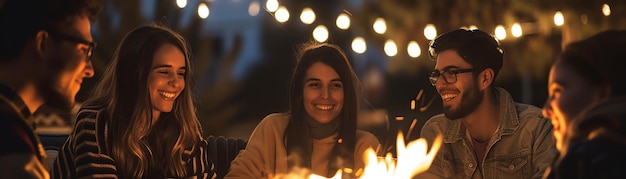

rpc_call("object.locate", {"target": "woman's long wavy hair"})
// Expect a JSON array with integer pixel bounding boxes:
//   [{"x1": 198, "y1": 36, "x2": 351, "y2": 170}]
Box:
[
  {"x1": 285, "y1": 42, "x2": 360, "y2": 177},
  {"x1": 88, "y1": 23, "x2": 202, "y2": 178}
]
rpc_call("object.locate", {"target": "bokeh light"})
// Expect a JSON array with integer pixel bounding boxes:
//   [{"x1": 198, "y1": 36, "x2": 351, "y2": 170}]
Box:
[
  {"x1": 424, "y1": 24, "x2": 437, "y2": 40},
  {"x1": 407, "y1": 41, "x2": 421, "y2": 58},
  {"x1": 300, "y1": 7, "x2": 315, "y2": 24},
  {"x1": 313, "y1": 25, "x2": 329, "y2": 42},
  {"x1": 352, "y1": 37, "x2": 366, "y2": 54},
  {"x1": 495, "y1": 25, "x2": 506, "y2": 40},
  {"x1": 336, "y1": 13, "x2": 350, "y2": 30},
  {"x1": 275, "y1": 6, "x2": 290, "y2": 23},
  {"x1": 373, "y1": 18, "x2": 387, "y2": 34},
  {"x1": 198, "y1": 2, "x2": 209, "y2": 19},
  {"x1": 554, "y1": 11, "x2": 564, "y2": 26},
  {"x1": 384, "y1": 39, "x2": 397, "y2": 57}
]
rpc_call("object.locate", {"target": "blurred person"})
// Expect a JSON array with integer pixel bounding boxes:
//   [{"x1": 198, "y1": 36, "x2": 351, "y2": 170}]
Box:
[
  {"x1": 225, "y1": 42, "x2": 380, "y2": 178},
  {"x1": 0, "y1": 0, "x2": 100, "y2": 178},
  {"x1": 52, "y1": 24, "x2": 214, "y2": 178},
  {"x1": 419, "y1": 29, "x2": 556, "y2": 178},
  {"x1": 542, "y1": 30, "x2": 626, "y2": 179}
]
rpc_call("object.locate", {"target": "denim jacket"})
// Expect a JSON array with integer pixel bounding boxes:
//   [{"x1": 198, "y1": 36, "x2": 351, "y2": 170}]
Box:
[{"x1": 418, "y1": 88, "x2": 556, "y2": 179}]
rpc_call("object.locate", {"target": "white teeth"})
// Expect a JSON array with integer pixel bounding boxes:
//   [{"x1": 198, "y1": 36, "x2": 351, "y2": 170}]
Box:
[
  {"x1": 159, "y1": 91, "x2": 176, "y2": 99},
  {"x1": 315, "y1": 105, "x2": 333, "y2": 111},
  {"x1": 441, "y1": 94, "x2": 457, "y2": 101}
]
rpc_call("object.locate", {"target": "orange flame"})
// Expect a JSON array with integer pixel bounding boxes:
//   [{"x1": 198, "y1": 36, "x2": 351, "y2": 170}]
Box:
[{"x1": 301, "y1": 132, "x2": 442, "y2": 179}]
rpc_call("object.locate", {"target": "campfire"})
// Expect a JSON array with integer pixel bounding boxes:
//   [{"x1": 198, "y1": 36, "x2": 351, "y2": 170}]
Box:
[
  {"x1": 358, "y1": 132, "x2": 442, "y2": 178},
  {"x1": 276, "y1": 132, "x2": 443, "y2": 179}
]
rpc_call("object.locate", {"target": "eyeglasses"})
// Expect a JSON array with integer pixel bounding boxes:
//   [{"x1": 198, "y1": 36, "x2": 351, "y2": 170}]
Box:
[
  {"x1": 46, "y1": 29, "x2": 96, "y2": 60},
  {"x1": 428, "y1": 68, "x2": 474, "y2": 86}
]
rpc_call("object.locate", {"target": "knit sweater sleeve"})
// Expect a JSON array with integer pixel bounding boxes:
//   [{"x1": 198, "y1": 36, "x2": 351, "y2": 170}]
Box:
[
  {"x1": 52, "y1": 107, "x2": 118, "y2": 179},
  {"x1": 225, "y1": 113, "x2": 289, "y2": 179}
]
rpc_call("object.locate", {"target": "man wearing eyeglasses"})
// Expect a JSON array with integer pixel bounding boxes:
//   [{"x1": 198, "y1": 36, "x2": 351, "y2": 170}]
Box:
[
  {"x1": 418, "y1": 29, "x2": 556, "y2": 179},
  {"x1": 0, "y1": 0, "x2": 101, "y2": 178}
]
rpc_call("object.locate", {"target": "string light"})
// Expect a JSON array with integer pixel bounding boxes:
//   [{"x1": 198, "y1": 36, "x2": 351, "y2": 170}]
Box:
[
  {"x1": 373, "y1": 18, "x2": 387, "y2": 34},
  {"x1": 602, "y1": 4, "x2": 611, "y2": 16},
  {"x1": 495, "y1": 25, "x2": 506, "y2": 40},
  {"x1": 424, "y1": 24, "x2": 437, "y2": 40},
  {"x1": 197, "y1": 2, "x2": 209, "y2": 19},
  {"x1": 313, "y1": 25, "x2": 329, "y2": 42},
  {"x1": 336, "y1": 13, "x2": 350, "y2": 30},
  {"x1": 275, "y1": 6, "x2": 289, "y2": 23},
  {"x1": 176, "y1": 0, "x2": 187, "y2": 8},
  {"x1": 180, "y1": 1, "x2": 599, "y2": 60},
  {"x1": 407, "y1": 41, "x2": 421, "y2": 58},
  {"x1": 266, "y1": 0, "x2": 279, "y2": 12},
  {"x1": 511, "y1": 23, "x2": 522, "y2": 37},
  {"x1": 384, "y1": 39, "x2": 397, "y2": 57},
  {"x1": 351, "y1": 37, "x2": 366, "y2": 54},
  {"x1": 300, "y1": 7, "x2": 315, "y2": 24},
  {"x1": 554, "y1": 11, "x2": 564, "y2": 26}
]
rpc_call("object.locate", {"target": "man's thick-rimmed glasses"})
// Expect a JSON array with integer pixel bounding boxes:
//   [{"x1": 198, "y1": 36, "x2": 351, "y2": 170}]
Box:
[
  {"x1": 46, "y1": 29, "x2": 96, "y2": 60},
  {"x1": 428, "y1": 68, "x2": 474, "y2": 86}
]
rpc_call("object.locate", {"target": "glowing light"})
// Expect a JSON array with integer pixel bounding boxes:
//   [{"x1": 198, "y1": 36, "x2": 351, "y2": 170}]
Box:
[
  {"x1": 468, "y1": 25, "x2": 478, "y2": 30},
  {"x1": 359, "y1": 133, "x2": 443, "y2": 178},
  {"x1": 424, "y1": 24, "x2": 437, "y2": 40},
  {"x1": 407, "y1": 41, "x2": 421, "y2": 58},
  {"x1": 295, "y1": 133, "x2": 443, "y2": 179},
  {"x1": 602, "y1": 4, "x2": 611, "y2": 16},
  {"x1": 554, "y1": 11, "x2": 564, "y2": 26},
  {"x1": 494, "y1": 25, "x2": 506, "y2": 40},
  {"x1": 384, "y1": 39, "x2": 397, "y2": 57},
  {"x1": 511, "y1": 23, "x2": 522, "y2": 38},
  {"x1": 410, "y1": 99, "x2": 416, "y2": 110},
  {"x1": 312, "y1": 25, "x2": 329, "y2": 42},
  {"x1": 266, "y1": 0, "x2": 278, "y2": 12},
  {"x1": 176, "y1": 0, "x2": 187, "y2": 8},
  {"x1": 197, "y1": 2, "x2": 209, "y2": 19},
  {"x1": 373, "y1": 18, "x2": 387, "y2": 34},
  {"x1": 351, "y1": 37, "x2": 366, "y2": 54},
  {"x1": 275, "y1": 6, "x2": 290, "y2": 23},
  {"x1": 300, "y1": 7, "x2": 316, "y2": 24},
  {"x1": 336, "y1": 13, "x2": 351, "y2": 30},
  {"x1": 248, "y1": 1, "x2": 260, "y2": 16}
]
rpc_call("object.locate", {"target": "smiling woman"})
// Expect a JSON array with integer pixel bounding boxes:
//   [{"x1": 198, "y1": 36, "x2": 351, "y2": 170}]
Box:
[
  {"x1": 225, "y1": 42, "x2": 380, "y2": 178},
  {"x1": 52, "y1": 23, "x2": 214, "y2": 179},
  {"x1": 542, "y1": 30, "x2": 626, "y2": 179}
]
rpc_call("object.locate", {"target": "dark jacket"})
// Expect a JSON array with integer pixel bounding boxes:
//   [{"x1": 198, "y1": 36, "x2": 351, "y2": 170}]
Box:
[
  {"x1": 0, "y1": 84, "x2": 46, "y2": 162},
  {"x1": 547, "y1": 96, "x2": 626, "y2": 179}
]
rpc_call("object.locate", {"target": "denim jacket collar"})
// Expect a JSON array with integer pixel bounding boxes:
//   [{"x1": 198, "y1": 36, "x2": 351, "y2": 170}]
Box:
[{"x1": 443, "y1": 87, "x2": 520, "y2": 144}]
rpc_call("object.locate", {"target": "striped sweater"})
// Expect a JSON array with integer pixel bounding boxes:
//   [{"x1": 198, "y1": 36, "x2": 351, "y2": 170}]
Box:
[{"x1": 52, "y1": 105, "x2": 215, "y2": 179}]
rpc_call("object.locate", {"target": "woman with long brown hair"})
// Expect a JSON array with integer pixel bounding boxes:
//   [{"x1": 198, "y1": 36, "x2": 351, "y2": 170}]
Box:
[
  {"x1": 53, "y1": 23, "x2": 213, "y2": 178},
  {"x1": 226, "y1": 42, "x2": 380, "y2": 178}
]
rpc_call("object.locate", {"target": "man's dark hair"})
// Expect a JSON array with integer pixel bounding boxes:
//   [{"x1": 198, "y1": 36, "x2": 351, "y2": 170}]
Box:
[
  {"x1": 429, "y1": 29, "x2": 504, "y2": 80},
  {"x1": 0, "y1": 0, "x2": 102, "y2": 62}
]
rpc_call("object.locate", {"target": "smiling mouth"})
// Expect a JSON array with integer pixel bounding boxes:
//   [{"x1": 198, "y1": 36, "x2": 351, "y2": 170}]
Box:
[
  {"x1": 441, "y1": 94, "x2": 458, "y2": 101},
  {"x1": 315, "y1": 104, "x2": 334, "y2": 111},
  {"x1": 159, "y1": 91, "x2": 176, "y2": 100}
]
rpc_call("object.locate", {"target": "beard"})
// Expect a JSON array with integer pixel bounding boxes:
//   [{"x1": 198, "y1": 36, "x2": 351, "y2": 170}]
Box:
[
  {"x1": 38, "y1": 53, "x2": 77, "y2": 110},
  {"x1": 444, "y1": 79, "x2": 483, "y2": 120}
]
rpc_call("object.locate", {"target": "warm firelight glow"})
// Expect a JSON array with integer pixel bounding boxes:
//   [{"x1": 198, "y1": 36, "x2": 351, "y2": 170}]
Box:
[
  {"x1": 302, "y1": 133, "x2": 443, "y2": 179},
  {"x1": 359, "y1": 133, "x2": 442, "y2": 178}
]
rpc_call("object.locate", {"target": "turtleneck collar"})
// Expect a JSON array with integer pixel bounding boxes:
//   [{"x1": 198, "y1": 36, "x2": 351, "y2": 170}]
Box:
[{"x1": 306, "y1": 114, "x2": 340, "y2": 139}]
